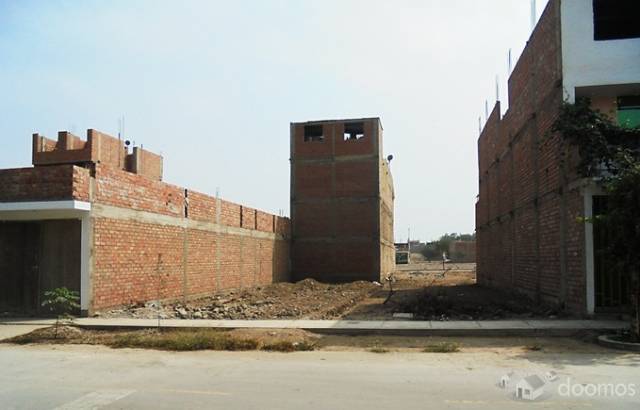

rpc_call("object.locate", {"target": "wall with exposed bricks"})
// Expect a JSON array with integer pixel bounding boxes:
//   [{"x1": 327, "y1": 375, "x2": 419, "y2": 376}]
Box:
[
  {"x1": 0, "y1": 165, "x2": 89, "y2": 203},
  {"x1": 476, "y1": 0, "x2": 587, "y2": 314},
  {"x1": 2, "y1": 131, "x2": 290, "y2": 313},
  {"x1": 32, "y1": 129, "x2": 163, "y2": 181},
  {"x1": 290, "y1": 118, "x2": 394, "y2": 283},
  {"x1": 90, "y1": 165, "x2": 290, "y2": 311}
]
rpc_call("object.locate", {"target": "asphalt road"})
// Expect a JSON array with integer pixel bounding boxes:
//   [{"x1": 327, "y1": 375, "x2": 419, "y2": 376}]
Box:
[{"x1": 0, "y1": 344, "x2": 639, "y2": 409}]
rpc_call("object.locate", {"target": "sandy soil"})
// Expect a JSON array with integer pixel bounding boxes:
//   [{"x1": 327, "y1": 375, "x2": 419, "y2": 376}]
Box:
[
  {"x1": 2, "y1": 325, "x2": 611, "y2": 355},
  {"x1": 98, "y1": 279, "x2": 380, "y2": 320},
  {"x1": 94, "y1": 262, "x2": 569, "y2": 321}
]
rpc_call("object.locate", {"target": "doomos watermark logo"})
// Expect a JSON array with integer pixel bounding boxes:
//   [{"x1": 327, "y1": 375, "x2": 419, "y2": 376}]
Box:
[
  {"x1": 558, "y1": 378, "x2": 637, "y2": 398},
  {"x1": 497, "y1": 370, "x2": 639, "y2": 402}
]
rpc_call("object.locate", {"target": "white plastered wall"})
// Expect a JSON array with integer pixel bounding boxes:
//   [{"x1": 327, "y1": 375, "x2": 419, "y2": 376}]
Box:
[{"x1": 561, "y1": 0, "x2": 640, "y2": 103}]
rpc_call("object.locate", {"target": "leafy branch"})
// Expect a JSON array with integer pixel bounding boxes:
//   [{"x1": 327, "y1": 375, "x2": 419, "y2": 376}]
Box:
[{"x1": 553, "y1": 98, "x2": 640, "y2": 342}]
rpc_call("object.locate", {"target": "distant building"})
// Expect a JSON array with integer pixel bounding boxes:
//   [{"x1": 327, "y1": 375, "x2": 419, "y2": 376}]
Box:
[
  {"x1": 395, "y1": 242, "x2": 410, "y2": 264},
  {"x1": 476, "y1": 0, "x2": 639, "y2": 315}
]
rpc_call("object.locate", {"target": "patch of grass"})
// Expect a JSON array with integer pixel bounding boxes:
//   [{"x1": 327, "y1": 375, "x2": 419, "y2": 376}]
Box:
[
  {"x1": 422, "y1": 342, "x2": 460, "y2": 353},
  {"x1": 369, "y1": 346, "x2": 390, "y2": 354},
  {"x1": 107, "y1": 329, "x2": 259, "y2": 351},
  {"x1": 261, "y1": 340, "x2": 315, "y2": 352}
]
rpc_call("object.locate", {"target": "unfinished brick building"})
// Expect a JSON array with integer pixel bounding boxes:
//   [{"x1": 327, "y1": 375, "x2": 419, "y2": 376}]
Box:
[
  {"x1": 290, "y1": 118, "x2": 395, "y2": 282},
  {"x1": 476, "y1": 0, "x2": 640, "y2": 315},
  {"x1": 0, "y1": 130, "x2": 290, "y2": 315}
]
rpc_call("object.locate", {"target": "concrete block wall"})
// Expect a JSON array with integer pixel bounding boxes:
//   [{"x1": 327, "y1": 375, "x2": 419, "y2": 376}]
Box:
[{"x1": 475, "y1": 0, "x2": 587, "y2": 313}]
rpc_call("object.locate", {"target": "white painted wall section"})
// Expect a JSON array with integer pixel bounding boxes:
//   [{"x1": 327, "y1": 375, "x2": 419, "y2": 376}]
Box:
[{"x1": 561, "y1": 0, "x2": 640, "y2": 102}]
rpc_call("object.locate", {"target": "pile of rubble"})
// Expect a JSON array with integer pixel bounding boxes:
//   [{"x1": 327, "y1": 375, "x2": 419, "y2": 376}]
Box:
[{"x1": 98, "y1": 279, "x2": 380, "y2": 320}]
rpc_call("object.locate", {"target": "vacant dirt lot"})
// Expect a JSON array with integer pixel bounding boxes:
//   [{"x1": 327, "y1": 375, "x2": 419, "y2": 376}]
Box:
[
  {"x1": 96, "y1": 262, "x2": 568, "y2": 321},
  {"x1": 100, "y1": 279, "x2": 379, "y2": 320}
]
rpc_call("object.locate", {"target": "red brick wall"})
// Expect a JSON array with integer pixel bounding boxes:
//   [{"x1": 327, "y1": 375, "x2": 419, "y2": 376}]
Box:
[
  {"x1": 33, "y1": 128, "x2": 164, "y2": 182},
  {"x1": 0, "y1": 165, "x2": 89, "y2": 202},
  {"x1": 32, "y1": 133, "x2": 93, "y2": 166},
  {"x1": 290, "y1": 118, "x2": 388, "y2": 282},
  {"x1": 91, "y1": 217, "x2": 290, "y2": 310},
  {"x1": 94, "y1": 164, "x2": 184, "y2": 216},
  {"x1": 89, "y1": 165, "x2": 290, "y2": 311},
  {"x1": 130, "y1": 147, "x2": 163, "y2": 181},
  {"x1": 475, "y1": 0, "x2": 588, "y2": 313}
]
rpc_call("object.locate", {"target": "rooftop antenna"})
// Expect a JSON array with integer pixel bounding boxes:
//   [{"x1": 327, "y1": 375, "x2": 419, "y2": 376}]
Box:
[
  {"x1": 508, "y1": 48, "x2": 513, "y2": 74},
  {"x1": 485, "y1": 100, "x2": 489, "y2": 121},
  {"x1": 118, "y1": 117, "x2": 122, "y2": 166},
  {"x1": 530, "y1": 0, "x2": 537, "y2": 32},
  {"x1": 495, "y1": 75, "x2": 500, "y2": 102},
  {"x1": 479, "y1": 116, "x2": 482, "y2": 134}
]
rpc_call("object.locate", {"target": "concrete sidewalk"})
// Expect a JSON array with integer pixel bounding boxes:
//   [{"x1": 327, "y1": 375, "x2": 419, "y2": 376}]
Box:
[
  {"x1": 0, "y1": 323, "x2": 50, "y2": 340},
  {"x1": 1, "y1": 318, "x2": 628, "y2": 336}
]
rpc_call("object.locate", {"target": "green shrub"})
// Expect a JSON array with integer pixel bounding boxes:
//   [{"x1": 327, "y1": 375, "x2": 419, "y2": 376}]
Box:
[{"x1": 41, "y1": 287, "x2": 80, "y2": 338}]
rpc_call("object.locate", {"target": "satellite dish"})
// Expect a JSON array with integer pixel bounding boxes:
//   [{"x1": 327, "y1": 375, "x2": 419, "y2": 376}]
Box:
[
  {"x1": 387, "y1": 154, "x2": 394, "y2": 162},
  {"x1": 125, "y1": 140, "x2": 131, "y2": 147}
]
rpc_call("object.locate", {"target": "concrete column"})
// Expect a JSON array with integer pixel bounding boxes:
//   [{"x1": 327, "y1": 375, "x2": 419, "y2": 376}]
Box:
[{"x1": 80, "y1": 213, "x2": 92, "y2": 313}]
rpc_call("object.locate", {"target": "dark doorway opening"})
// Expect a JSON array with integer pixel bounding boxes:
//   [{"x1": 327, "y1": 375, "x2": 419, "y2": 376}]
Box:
[
  {"x1": 0, "y1": 219, "x2": 81, "y2": 314},
  {"x1": 593, "y1": 196, "x2": 630, "y2": 312}
]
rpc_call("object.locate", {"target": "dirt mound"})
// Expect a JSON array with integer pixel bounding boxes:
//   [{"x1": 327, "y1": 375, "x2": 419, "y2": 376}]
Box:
[
  {"x1": 96, "y1": 264, "x2": 573, "y2": 322},
  {"x1": 99, "y1": 279, "x2": 379, "y2": 320},
  {"x1": 396, "y1": 284, "x2": 565, "y2": 321},
  {"x1": 5, "y1": 325, "x2": 85, "y2": 344}
]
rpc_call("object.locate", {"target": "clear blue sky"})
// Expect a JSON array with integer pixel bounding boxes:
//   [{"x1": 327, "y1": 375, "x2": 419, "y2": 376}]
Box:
[{"x1": 0, "y1": 0, "x2": 548, "y2": 242}]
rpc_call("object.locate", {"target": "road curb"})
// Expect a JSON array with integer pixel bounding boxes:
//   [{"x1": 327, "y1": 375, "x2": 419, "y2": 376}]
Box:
[
  {"x1": 1, "y1": 319, "x2": 628, "y2": 337},
  {"x1": 597, "y1": 334, "x2": 640, "y2": 352},
  {"x1": 70, "y1": 319, "x2": 628, "y2": 337}
]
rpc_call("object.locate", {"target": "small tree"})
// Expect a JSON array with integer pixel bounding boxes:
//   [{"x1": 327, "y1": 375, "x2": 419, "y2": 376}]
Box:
[
  {"x1": 41, "y1": 287, "x2": 80, "y2": 338},
  {"x1": 553, "y1": 99, "x2": 640, "y2": 341},
  {"x1": 422, "y1": 233, "x2": 476, "y2": 261}
]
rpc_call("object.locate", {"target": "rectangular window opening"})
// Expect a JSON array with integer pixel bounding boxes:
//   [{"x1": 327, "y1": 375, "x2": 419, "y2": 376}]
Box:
[
  {"x1": 304, "y1": 125, "x2": 324, "y2": 142},
  {"x1": 617, "y1": 95, "x2": 640, "y2": 128},
  {"x1": 343, "y1": 122, "x2": 365, "y2": 141},
  {"x1": 593, "y1": 0, "x2": 640, "y2": 41}
]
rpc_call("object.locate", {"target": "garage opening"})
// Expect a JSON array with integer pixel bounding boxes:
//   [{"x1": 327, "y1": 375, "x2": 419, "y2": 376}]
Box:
[{"x1": 0, "y1": 219, "x2": 81, "y2": 314}]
